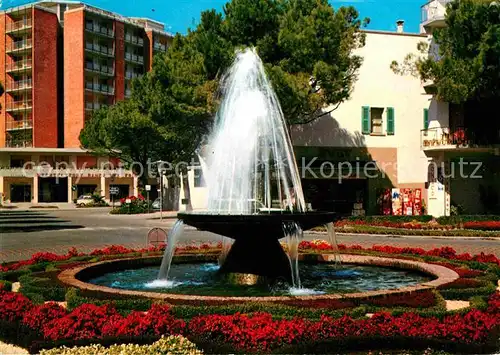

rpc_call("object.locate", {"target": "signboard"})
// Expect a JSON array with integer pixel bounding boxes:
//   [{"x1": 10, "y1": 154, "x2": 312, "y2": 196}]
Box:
[
  {"x1": 110, "y1": 187, "x2": 120, "y2": 195},
  {"x1": 145, "y1": 185, "x2": 151, "y2": 191},
  {"x1": 147, "y1": 228, "x2": 167, "y2": 247},
  {"x1": 391, "y1": 188, "x2": 402, "y2": 216}
]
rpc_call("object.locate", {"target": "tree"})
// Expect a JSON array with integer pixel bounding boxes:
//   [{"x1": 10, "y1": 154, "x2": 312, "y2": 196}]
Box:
[
  {"x1": 154, "y1": 0, "x2": 369, "y2": 125},
  {"x1": 391, "y1": 0, "x2": 500, "y2": 104}
]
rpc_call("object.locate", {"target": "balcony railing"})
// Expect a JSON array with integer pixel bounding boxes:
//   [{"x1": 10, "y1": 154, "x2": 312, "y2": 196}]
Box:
[
  {"x1": 85, "y1": 102, "x2": 109, "y2": 111},
  {"x1": 7, "y1": 39, "x2": 32, "y2": 52},
  {"x1": 85, "y1": 82, "x2": 115, "y2": 95},
  {"x1": 85, "y1": 42, "x2": 114, "y2": 56},
  {"x1": 4, "y1": 140, "x2": 33, "y2": 149},
  {"x1": 85, "y1": 22, "x2": 114, "y2": 38},
  {"x1": 6, "y1": 18, "x2": 32, "y2": 33},
  {"x1": 421, "y1": 0, "x2": 452, "y2": 27},
  {"x1": 125, "y1": 71, "x2": 141, "y2": 80},
  {"x1": 6, "y1": 100, "x2": 33, "y2": 111},
  {"x1": 0, "y1": 166, "x2": 134, "y2": 178},
  {"x1": 125, "y1": 33, "x2": 144, "y2": 46},
  {"x1": 153, "y1": 42, "x2": 167, "y2": 52},
  {"x1": 421, "y1": 126, "x2": 500, "y2": 150},
  {"x1": 125, "y1": 52, "x2": 144, "y2": 64},
  {"x1": 6, "y1": 59, "x2": 32, "y2": 72},
  {"x1": 85, "y1": 62, "x2": 114, "y2": 76},
  {"x1": 7, "y1": 79, "x2": 32, "y2": 92},
  {"x1": 6, "y1": 119, "x2": 33, "y2": 131}
]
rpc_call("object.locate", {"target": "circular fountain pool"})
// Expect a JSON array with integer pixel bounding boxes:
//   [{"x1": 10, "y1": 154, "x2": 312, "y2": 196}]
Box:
[{"x1": 87, "y1": 262, "x2": 431, "y2": 297}]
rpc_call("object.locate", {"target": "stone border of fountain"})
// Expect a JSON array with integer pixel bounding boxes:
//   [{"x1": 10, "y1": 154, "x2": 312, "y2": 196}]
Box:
[{"x1": 57, "y1": 254, "x2": 459, "y2": 305}]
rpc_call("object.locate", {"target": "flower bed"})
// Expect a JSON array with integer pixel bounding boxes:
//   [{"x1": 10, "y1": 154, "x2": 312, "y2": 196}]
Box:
[
  {"x1": 332, "y1": 215, "x2": 500, "y2": 233},
  {"x1": 1, "y1": 243, "x2": 499, "y2": 353},
  {"x1": 0, "y1": 290, "x2": 498, "y2": 354}
]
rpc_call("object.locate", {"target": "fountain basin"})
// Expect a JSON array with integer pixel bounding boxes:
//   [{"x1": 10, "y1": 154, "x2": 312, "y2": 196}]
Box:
[
  {"x1": 58, "y1": 254, "x2": 459, "y2": 306},
  {"x1": 178, "y1": 211, "x2": 339, "y2": 280}
]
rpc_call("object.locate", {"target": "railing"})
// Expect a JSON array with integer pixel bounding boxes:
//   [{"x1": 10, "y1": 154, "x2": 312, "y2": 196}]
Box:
[
  {"x1": 421, "y1": 0, "x2": 452, "y2": 24},
  {"x1": 85, "y1": 22, "x2": 114, "y2": 38},
  {"x1": 85, "y1": 42, "x2": 114, "y2": 56},
  {"x1": 7, "y1": 39, "x2": 32, "y2": 52},
  {"x1": 421, "y1": 126, "x2": 500, "y2": 149},
  {"x1": 125, "y1": 33, "x2": 144, "y2": 46},
  {"x1": 125, "y1": 52, "x2": 144, "y2": 64},
  {"x1": 125, "y1": 71, "x2": 141, "y2": 80},
  {"x1": 85, "y1": 82, "x2": 115, "y2": 95},
  {"x1": 154, "y1": 42, "x2": 167, "y2": 51},
  {"x1": 4, "y1": 140, "x2": 33, "y2": 149},
  {"x1": 6, "y1": 18, "x2": 32, "y2": 32},
  {"x1": 6, "y1": 59, "x2": 32, "y2": 72},
  {"x1": 6, "y1": 119, "x2": 33, "y2": 130},
  {"x1": 6, "y1": 100, "x2": 33, "y2": 111},
  {"x1": 85, "y1": 62, "x2": 114, "y2": 76},
  {"x1": 7, "y1": 79, "x2": 32, "y2": 92}
]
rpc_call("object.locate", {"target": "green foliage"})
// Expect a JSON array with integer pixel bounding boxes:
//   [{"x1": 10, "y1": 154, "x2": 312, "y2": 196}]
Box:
[
  {"x1": 65, "y1": 288, "x2": 153, "y2": 312},
  {"x1": 110, "y1": 198, "x2": 152, "y2": 214},
  {"x1": 0, "y1": 268, "x2": 31, "y2": 282},
  {"x1": 438, "y1": 282, "x2": 497, "y2": 300},
  {"x1": 394, "y1": 0, "x2": 500, "y2": 104},
  {"x1": 19, "y1": 275, "x2": 66, "y2": 302}
]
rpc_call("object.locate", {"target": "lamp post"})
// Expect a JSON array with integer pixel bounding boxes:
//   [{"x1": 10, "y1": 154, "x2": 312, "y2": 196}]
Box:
[{"x1": 153, "y1": 160, "x2": 166, "y2": 221}]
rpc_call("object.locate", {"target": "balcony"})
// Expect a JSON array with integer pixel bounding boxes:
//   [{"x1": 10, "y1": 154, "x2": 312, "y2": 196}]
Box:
[
  {"x1": 85, "y1": 42, "x2": 114, "y2": 57},
  {"x1": 6, "y1": 59, "x2": 32, "y2": 73},
  {"x1": 421, "y1": 0, "x2": 452, "y2": 32},
  {"x1": 85, "y1": 102, "x2": 108, "y2": 111},
  {"x1": 0, "y1": 166, "x2": 134, "y2": 178},
  {"x1": 6, "y1": 39, "x2": 32, "y2": 53},
  {"x1": 125, "y1": 71, "x2": 141, "y2": 80},
  {"x1": 85, "y1": 62, "x2": 114, "y2": 77},
  {"x1": 125, "y1": 52, "x2": 144, "y2": 64},
  {"x1": 6, "y1": 18, "x2": 32, "y2": 34},
  {"x1": 125, "y1": 33, "x2": 144, "y2": 46},
  {"x1": 5, "y1": 140, "x2": 33, "y2": 148},
  {"x1": 6, "y1": 100, "x2": 32, "y2": 112},
  {"x1": 85, "y1": 22, "x2": 114, "y2": 38},
  {"x1": 421, "y1": 126, "x2": 500, "y2": 151},
  {"x1": 6, "y1": 79, "x2": 32, "y2": 92},
  {"x1": 6, "y1": 119, "x2": 33, "y2": 131},
  {"x1": 85, "y1": 82, "x2": 115, "y2": 95},
  {"x1": 153, "y1": 42, "x2": 167, "y2": 52}
]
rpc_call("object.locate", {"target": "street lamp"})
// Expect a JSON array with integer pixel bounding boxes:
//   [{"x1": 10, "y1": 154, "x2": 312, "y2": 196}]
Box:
[{"x1": 153, "y1": 160, "x2": 166, "y2": 221}]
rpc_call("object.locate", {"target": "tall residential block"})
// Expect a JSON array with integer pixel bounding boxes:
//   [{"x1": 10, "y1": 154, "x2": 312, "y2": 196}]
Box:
[{"x1": 0, "y1": 5, "x2": 59, "y2": 148}]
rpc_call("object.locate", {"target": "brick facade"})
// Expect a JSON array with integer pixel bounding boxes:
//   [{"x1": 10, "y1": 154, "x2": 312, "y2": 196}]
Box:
[
  {"x1": 63, "y1": 9, "x2": 85, "y2": 148},
  {"x1": 32, "y1": 8, "x2": 58, "y2": 148}
]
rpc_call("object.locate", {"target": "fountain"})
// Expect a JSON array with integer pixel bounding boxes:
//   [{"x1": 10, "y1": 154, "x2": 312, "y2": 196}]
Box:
[{"x1": 160, "y1": 48, "x2": 338, "y2": 286}]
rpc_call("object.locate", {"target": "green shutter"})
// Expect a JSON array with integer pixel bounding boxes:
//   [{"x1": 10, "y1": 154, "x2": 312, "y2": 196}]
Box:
[
  {"x1": 424, "y1": 108, "x2": 429, "y2": 130},
  {"x1": 387, "y1": 107, "x2": 395, "y2": 135},
  {"x1": 362, "y1": 106, "x2": 370, "y2": 134}
]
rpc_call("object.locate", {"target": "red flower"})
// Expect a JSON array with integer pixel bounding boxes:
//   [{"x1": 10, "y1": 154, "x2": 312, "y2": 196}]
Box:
[
  {"x1": 0, "y1": 291, "x2": 33, "y2": 322},
  {"x1": 22, "y1": 302, "x2": 67, "y2": 332}
]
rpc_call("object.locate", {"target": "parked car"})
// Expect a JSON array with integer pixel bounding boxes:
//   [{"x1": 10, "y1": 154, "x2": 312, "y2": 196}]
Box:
[
  {"x1": 76, "y1": 195, "x2": 94, "y2": 207},
  {"x1": 152, "y1": 197, "x2": 161, "y2": 210}
]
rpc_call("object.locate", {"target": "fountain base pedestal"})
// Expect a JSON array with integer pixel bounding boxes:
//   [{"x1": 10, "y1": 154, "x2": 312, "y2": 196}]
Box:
[{"x1": 219, "y1": 236, "x2": 292, "y2": 282}]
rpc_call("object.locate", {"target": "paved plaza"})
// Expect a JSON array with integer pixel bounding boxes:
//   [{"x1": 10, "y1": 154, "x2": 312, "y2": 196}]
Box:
[{"x1": 0, "y1": 208, "x2": 498, "y2": 263}]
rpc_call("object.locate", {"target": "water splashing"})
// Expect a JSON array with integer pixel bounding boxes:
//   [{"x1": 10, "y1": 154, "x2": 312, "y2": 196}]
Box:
[
  {"x1": 205, "y1": 48, "x2": 306, "y2": 214},
  {"x1": 283, "y1": 221, "x2": 303, "y2": 288},
  {"x1": 158, "y1": 220, "x2": 185, "y2": 280},
  {"x1": 326, "y1": 222, "x2": 341, "y2": 264}
]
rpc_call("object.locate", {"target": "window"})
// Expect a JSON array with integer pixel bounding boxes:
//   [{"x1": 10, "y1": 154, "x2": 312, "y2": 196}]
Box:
[
  {"x1": 370, "y1": 107, "x2": 384, "y2": 134},
  {"x1": 194, "y1": 168, "x2": 206, "y2": 187},
  {"x1": 424, "y1": 108, "x2": 429, "y2": 130}
]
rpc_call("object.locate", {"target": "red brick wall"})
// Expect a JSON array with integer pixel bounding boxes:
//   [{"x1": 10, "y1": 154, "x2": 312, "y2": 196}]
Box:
[
  {"x1": 33, "y1": 8, "x2": 59, "y2": 148},
  {"x1": 114, "y1": 21, "x2": 125, "y2": 101},
  {"x1": 64, "y1": 9, "x2": 85, "y2": 148},
  {"x1": 0, "y1": 14, "x2": 6, "y2": 147},
  {"x1": 145, "y1": 30, "x2": 153, "y2": 71}
]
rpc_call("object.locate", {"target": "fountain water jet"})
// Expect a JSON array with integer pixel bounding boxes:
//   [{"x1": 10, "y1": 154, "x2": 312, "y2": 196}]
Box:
[{"x1": 158, "y1": 48, "x2": 340, "y2": 286}]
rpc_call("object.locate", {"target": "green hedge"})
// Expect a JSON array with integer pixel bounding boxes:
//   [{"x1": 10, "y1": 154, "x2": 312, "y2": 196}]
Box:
[
  {"x1": 0, "y1": 269, "x2": 31, "y2": 282},
  {"x1": 334, "y1": 225, "x2": 499, "y2": 237},
  {"x1": 65, "y1": 288, "x2": 154, "y2": 312},
  {"x1": 19, "y1": 275, "x2": 66, "y2": 302},
  {"x1": 437, "y1": 215, "x2": 500, "y2": 225},
  {"x1": 438, "y1": 282, "x2": 498, "y2": 300},
  {"x1": 344, "y1": 215, "x2": 435, "y2": 223}
]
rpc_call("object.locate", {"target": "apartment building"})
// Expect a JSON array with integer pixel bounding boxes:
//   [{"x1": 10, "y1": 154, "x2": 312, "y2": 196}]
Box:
[
  {"x1": 419, "y1": 0, "x2": 500, "y2": 216},
  {"x1": 0, "y1": 1, "x2": 172, "y2": 204}
]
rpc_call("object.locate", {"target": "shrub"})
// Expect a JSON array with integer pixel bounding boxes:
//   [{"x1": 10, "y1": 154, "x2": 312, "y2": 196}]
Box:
[
  {"x1": 19, "y1": 275, "x2": 66, "y2": 302},
  {"x1": 0, "y1": 291, "x2": 33, "y2": 322},
  {"x1": 463, "y1": 221, "x2": 500, "y2": 231},
  {"x1": 38, "y1": 335, "x2": 203, "y2": 355},
  {"x1": 22, "y1": 302, "x2": 68, "y2": 332}
]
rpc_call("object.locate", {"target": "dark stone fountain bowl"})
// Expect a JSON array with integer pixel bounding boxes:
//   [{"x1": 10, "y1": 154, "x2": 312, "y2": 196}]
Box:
[{"x1": 177, "y1": 211, "x2": 339, "y2": 282}]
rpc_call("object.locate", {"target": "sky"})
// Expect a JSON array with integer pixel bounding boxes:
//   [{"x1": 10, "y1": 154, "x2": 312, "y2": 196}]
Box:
[{"x1": 1, "y1": 0, "x2": 425, "y2": 34}]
